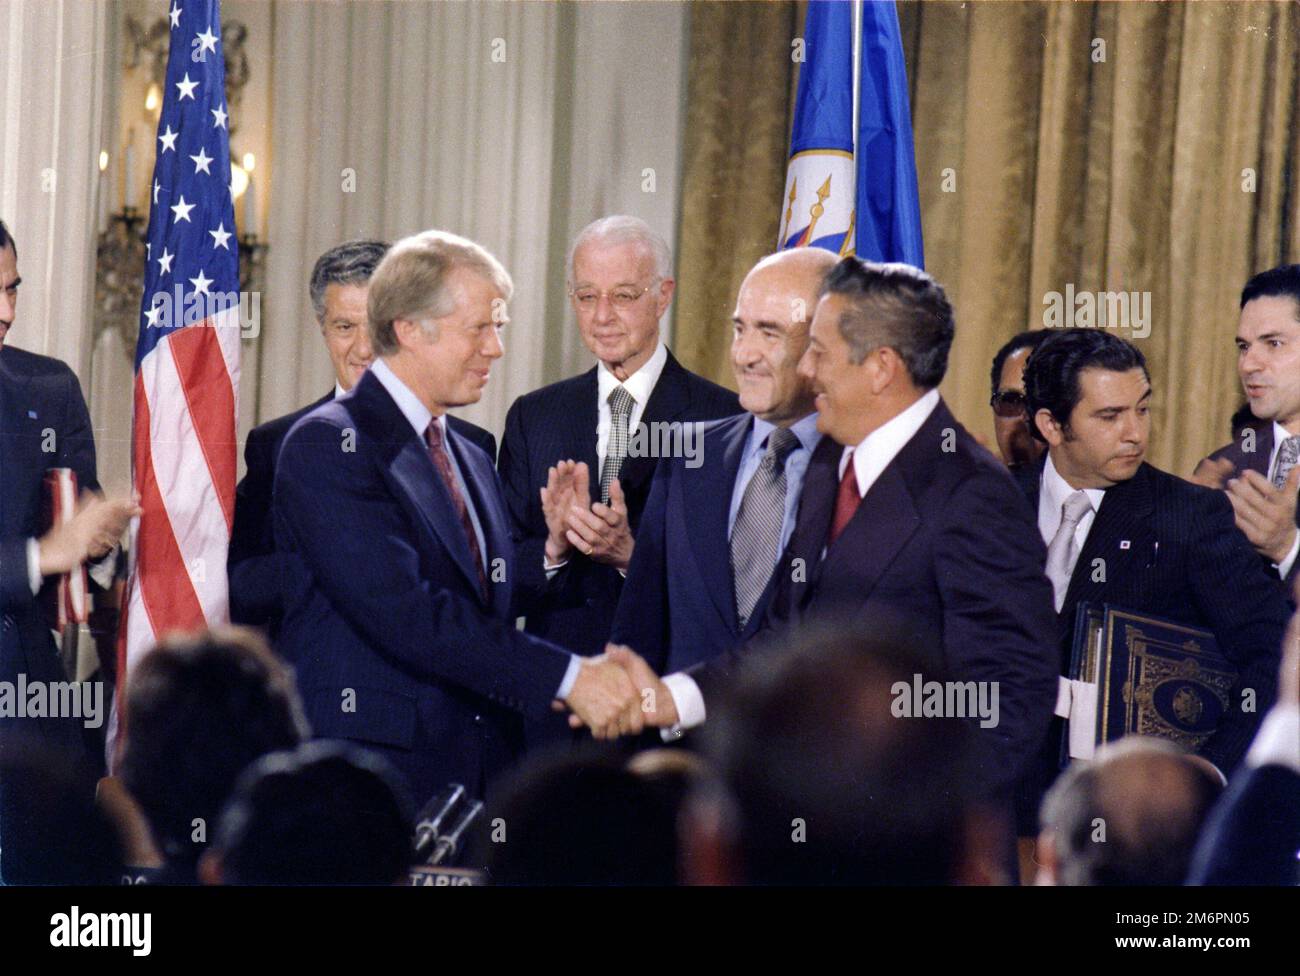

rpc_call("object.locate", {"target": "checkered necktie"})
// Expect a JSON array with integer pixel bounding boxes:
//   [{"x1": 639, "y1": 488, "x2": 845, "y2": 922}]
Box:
[
  {"x1": 600, "y1": 385, "x2": 635, "y2": 505},
  {"x1": 1272, "y1": 434, "x2": 1300, "y2": 490}
]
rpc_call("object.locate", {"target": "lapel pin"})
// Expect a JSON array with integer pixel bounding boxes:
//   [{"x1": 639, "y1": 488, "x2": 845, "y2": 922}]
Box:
[
  {"x1": 27, "y1": 410, "x2": 37, "y2": 419},
  {"x1": 1119, "y1": 540, "x2": 1130, "y2": 550}
]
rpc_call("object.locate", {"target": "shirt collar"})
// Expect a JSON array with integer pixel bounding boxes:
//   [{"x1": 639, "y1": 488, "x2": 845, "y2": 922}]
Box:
[
  {"x1": 333, "y1": 381, "x2": 347, "y2": 400},
  {"x1": 371, "y1": 357, "x2": 438, "y2": 439},
  {"x1": 841, "y1": 388, "x2": 941, "y2": 484},
  {"x1": 1042, "y1": 451, "x2": 1105, "y2": 515},
  {"x1": 748, "y1": 411, "x2": 822, "y2": 458},
  {"x1": 597, "y1": 340, "x2": 668, "y2": 411}
]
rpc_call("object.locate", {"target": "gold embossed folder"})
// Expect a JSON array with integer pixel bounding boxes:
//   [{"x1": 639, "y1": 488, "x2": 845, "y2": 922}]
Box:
[{"x1": 1071, "y1": 603, "x2": 1237, "y2": 753}]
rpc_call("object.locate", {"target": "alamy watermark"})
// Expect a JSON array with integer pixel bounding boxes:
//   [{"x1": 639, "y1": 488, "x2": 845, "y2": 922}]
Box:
[
  {"x1": 890, "y1": 673, "x2": 1000, "y2": 729},
  {"x1": 143, "y1": 285, "x2": 261, "y2": 338},
  {"x1": 1043, "y1": 284, "x2": 1151, "y2": 339},
  {"x1": 0, "y1": 674, "x2": 103, "y2": 729}
]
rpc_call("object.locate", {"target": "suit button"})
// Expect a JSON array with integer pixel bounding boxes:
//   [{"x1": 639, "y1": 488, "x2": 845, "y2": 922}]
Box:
[{"x1": 474, "y1": 714, "x2": 483, "y2": 724}]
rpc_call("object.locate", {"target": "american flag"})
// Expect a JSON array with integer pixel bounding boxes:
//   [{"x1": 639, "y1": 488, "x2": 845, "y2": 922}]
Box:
[{"x1": 113, "y1": 0, "x2": 240, "y2": 752}]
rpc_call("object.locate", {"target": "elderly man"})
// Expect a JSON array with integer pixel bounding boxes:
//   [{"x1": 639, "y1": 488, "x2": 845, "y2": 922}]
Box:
[
  {"x1": 497, "y1": 215, "x2": 739, "y2": 747},
  {"x1": 272, "y1": 230, "x2": 638, "y2": 804},
  {"x1": 228, "y1": 240, "x2": 494, "y2": 638},
  {"x1": 609, "y1": 247, "x2": 836, "y2": 686}
]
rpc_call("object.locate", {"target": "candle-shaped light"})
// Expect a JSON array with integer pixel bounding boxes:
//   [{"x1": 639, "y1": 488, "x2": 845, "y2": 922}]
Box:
[
  {"x1": 242, "y1": 154, "x2": 257, "y2": 236},
  {"x1": 97, "y1": 150, "x2": 109, "y2": 234},
  {"x1": 124, "y1": 144, "x2": 136, "y2": 212}
]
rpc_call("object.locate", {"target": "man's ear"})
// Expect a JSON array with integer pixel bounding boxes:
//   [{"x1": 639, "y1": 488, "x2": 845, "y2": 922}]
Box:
[
  {"x1": 1033, "y1": 407, "x2": 1064, "y2": 447},
  {"x1": 869, "y1": 347, "x2": 903, "y2": 396},
  {"x1": 654, "y1": 277, "x2": 676, "y2": 316},
  {"x1": 197, "y1": 849, "x2": 224, "y2": 886}
]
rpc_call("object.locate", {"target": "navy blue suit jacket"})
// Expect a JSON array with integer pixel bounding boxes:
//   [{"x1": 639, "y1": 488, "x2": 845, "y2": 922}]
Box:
[
  {"x1": 229, "y1": 389, "x2": 495, "y2": 638},
  {"x1": 0, "y1": 345, "x2": 100, "y2": 881},
  {"x1": 1187, "y1": 761, "x2": 1300, "y2": 885},
  {"x1": 611, "y1": 413, "x2": 780, "y2": 674},
  {"x1": 497, "y1": 350, "x2": 741, "y2": 656},
  {"x1": 272, "y1": 370, "x2": 570, "y2": 803},
  {"x1": 1015, "y1": 458, "x2": 1287, "y2": 776},
  {"x1": 696, "y1": 398, "x2": 1060, "y2": 805}
]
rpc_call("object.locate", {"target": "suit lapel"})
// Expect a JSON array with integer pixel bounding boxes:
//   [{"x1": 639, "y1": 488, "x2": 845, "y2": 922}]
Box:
[
  {"x1": 0, "y1": 355, "x2": 35, "y2": 536},
  {"x1": 818, "y1": 463, "x2": 922, "y2": 605},
  {"x1": 571, "y1": 368, "x2": 602, "y2": 505},
  {"x1": 356, "y1": 374, "x2": 485, "y2": 604},
  {"x1": 449, "y1": 428, "x2": 513, "y2": 617},
  {"x1": 614, "y1": 352, "x2": 693, "y2": 498},
  {"x1": 778, "y1": 435, "x2": 840, "y2": 614},
  {"x1": 688, "y1": 414, "x2": 751, "y2": 633},
  {"x1": 1060, "y1": 464, "x2": 1155, "y2": 626}
]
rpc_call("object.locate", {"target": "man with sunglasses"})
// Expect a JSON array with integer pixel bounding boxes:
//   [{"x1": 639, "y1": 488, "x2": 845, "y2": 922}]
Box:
[{"x1": 989, "y1": 330, "x2": 1049, "y2": 470}]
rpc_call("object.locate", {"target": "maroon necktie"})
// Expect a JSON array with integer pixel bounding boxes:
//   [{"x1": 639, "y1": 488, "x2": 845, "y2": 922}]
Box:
[
  {"x1": 828, "y1": 451, "x2": 861, "y2": 546},
  {"x1": 425, "y1": 420, "x2": 488, "y2": 598}
]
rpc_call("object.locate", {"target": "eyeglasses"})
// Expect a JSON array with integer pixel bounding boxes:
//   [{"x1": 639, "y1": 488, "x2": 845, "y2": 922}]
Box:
[
  {"x1": 990, "y1": 390, "x2": 1028, "y2": 418},
  {"x1": 569, "y1": 283, "x2": 654, "y2": 310}
]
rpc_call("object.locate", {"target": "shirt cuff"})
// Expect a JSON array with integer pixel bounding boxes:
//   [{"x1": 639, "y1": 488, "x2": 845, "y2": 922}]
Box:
[
  {"x1": 89, "y1": 548, "x2": 118, "y2": 589},
  {"x1": 543, "y1": 555, "x2": 569, "y2": 580},
  {"x1": 26, "y1": 538, "x2": 42, "y2": 595},
  {"x1": 1245, "y1": 703, "x2": 1300, "y2": 774},
  {"x1": 555, "y1": 654, "x2": 582, "y2": 700},
  {"x1": 1273, "y1": 531, "x2": 1300, "y2": 581},
  {"x1": 659, "y1": 672, "x2": 706, "y2": 740}
]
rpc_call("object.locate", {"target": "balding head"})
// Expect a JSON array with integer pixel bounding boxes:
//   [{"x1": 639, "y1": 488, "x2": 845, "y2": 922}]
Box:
[
  {"x1": 1038, "y1": 737, "x2": 1223, "y2": 886},
  {"x1": 731, "y1": 248, "x2": 839, "y2": 424}
]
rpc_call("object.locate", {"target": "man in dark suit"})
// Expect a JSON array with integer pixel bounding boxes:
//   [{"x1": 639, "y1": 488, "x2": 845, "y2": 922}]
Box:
[
  {"x1": 497, "y1": 216, "x2": 739, "y2": 745},
  {"x1": 0, "y1": 219, "x2": 137, "y2": 881},
  {"x1": 1014, "y1": 328, "x2": 1289, "y2": 835},
  {"x1": 272, "y1": 229, "x2": 639, "y2": 805},
  {"x1": 229, "y1": 240, "x2": 494, "y2": 638},
  {"x1": 1188, "y1": 592, "x2": 1300, "y2": 885},
  {"x1": 610, "y1": 247, "x2": 835, "y2": 679},
  {"x1": 1194, "y1": 265, "x2": 1300, "y2": 589},
  {"x1": 603, "y1": 259, "x2": 1060, "y2": 814}
]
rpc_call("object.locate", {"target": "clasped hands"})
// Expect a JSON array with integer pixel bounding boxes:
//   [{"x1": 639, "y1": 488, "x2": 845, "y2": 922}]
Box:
[
  {"x1": 553, "y1": 644, "x2": 679, "y2": 740},
  {"x1": 540, "y1": 460, "x2": 634, "y2": 572}
]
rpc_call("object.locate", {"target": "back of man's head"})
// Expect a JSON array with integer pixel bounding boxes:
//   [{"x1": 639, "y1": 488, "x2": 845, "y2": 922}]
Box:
[
  {"x1": 1038, "y1": 737, "x2": 1224, "y2": 886},
  {"x1": 692, "y1": 624, "x2": 984, "y2": 884},
  {"x1": 204, "y1": 741, "x2": 413, "y2": 885},
  {"x1": 120, "y1": 627, "x2": 309, "y2": 871},
  {"x1": 485, "y1": 751, "x2": 681, "y2": 885}
]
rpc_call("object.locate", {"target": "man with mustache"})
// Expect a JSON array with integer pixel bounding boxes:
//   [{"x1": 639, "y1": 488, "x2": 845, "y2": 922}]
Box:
[{"x1": 1013, "y1": 327, "x2": 1288, "y2": 840}]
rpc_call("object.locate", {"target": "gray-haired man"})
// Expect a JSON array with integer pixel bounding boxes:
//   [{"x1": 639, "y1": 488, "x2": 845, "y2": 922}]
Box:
[{"x1": 228, "y1": 239, "x2": 496, "y2": 637}]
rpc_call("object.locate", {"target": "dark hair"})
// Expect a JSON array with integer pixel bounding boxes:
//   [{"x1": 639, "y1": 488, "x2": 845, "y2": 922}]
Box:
[
  {"x1": 820, "y1": 257, "x2": 955, "y2": 389},
  {"x1": 1039, "y1": 738, "x2": 1222, "y2": 886},
  {"x1": 120, "y1": 628, "x2": 309, "y2": 869},
  {"x1": 484, "y1": 752, "x2": 681, "y2": 885},
  {"x1": 0, "y1": 218, "x2": 14, "y2": 260},
  {"x1": 990, "y1": 330, "x2": 1049, "y2": 399},
  {"x1": 213, "y1": 741, "x2": 413, "y2": 885},
  {"x1": 309, "y1": 239, "x2": 389, "y2": 320},
  {"x1": 1023, "y1": 328, "x2": 1150, "y2": 442},
  {"x1": 702, "y1": 623, "x2": 980, "y2": 884},
  {"x1": 1240, "y1": 264, "x2": 1300, "y2": 311}
]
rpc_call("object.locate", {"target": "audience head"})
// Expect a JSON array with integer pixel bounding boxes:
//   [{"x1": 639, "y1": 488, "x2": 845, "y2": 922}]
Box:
[
  {"x1": 1024, "y1": 328, "x2": 1150, "y2": 489},
  {"x1": 1037, "y1": 737, "x2": 1223, "y2": 886},
  {"x1": 485, "y1": 751, "x2": 681, "y2": 885},
  {"x1": 199, "y1": 741, "x2": 413, "y2": 885},
  {"x1": 732, "y1": 248, "x2": 838, "y2": 426},
  {"x1": 0, "y1": 217, "x2": 19, "y2": 349},
  {"x1": 567, "y1": 215, "x2": 674, "y2": 381},
  {"x1": 309, "y1": 239, "x2": 389, "y2": 391},
  {"x1": 1237, "y1": 264, "x2": 1300, "y2": 431},
  {"x1": 120, "y1": 627, "x2": 309, "y2": 876},
  {"x1": 367, "y1": 229, "x2": 511, "y2": 414},
  {"x1": 798, "y1": 257, "x2": 954, "y2": 447},
  {"x1": 989, "y1": 330, "x2": 1049, "y2": 467},
  {"x1": 685, "y1": 624, "x2": 995, "y2": 885}
]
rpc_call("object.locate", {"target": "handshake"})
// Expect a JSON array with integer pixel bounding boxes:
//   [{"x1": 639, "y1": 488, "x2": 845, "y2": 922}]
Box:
[{"x1": 553, "y1": 645, "x2": 679, "y2": 740}]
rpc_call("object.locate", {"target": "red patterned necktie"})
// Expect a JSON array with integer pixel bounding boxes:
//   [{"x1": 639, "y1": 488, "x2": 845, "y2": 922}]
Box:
[
  {"x1": 425, "y1": 420, "x2": 488, "y2": 597},
  {"x1": 828, "y1": 450, "x2": 861, "y2": 546}
]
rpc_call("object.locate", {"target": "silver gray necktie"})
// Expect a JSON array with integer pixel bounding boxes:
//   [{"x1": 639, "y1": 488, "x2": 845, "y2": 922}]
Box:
[
  {"x1": 730, "y1": 427, "x2": 800, "y2": 628},
  {"x1": 600, "y1": 385, "x2": 634, "y2": 505},
  {"x1": 1272, "y1": 434, "x2": 1300, "y2": 490},
  {"x1": 1045, "y1": 490, "x2": 1092, "y2": 612}
]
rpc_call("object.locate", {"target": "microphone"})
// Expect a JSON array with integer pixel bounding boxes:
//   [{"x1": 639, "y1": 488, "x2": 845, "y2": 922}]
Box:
[
  {"x1": 412, "y1": 784, "x2": 466, "y2": 862},
  {"x1": 429, "y1": 798, "x2": 484, "y2": 866}
]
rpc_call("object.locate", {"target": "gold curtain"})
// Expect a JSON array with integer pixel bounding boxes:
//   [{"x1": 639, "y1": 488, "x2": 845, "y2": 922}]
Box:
[
  {"x1": 673, "y1": 0, "x2": 800, "y2": 387},
  {"x1": 677, "y1": 0, "x2": 1300, "y2": 476}
]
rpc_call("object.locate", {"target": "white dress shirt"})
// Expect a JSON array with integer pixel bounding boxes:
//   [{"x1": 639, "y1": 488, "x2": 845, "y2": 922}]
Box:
[
  {"x1": 1037, "y1": 452, "x2": 1107, "y2": 554},
  {"x1": 663, "y1": 389, "x2": 943, "y2": 737}
]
